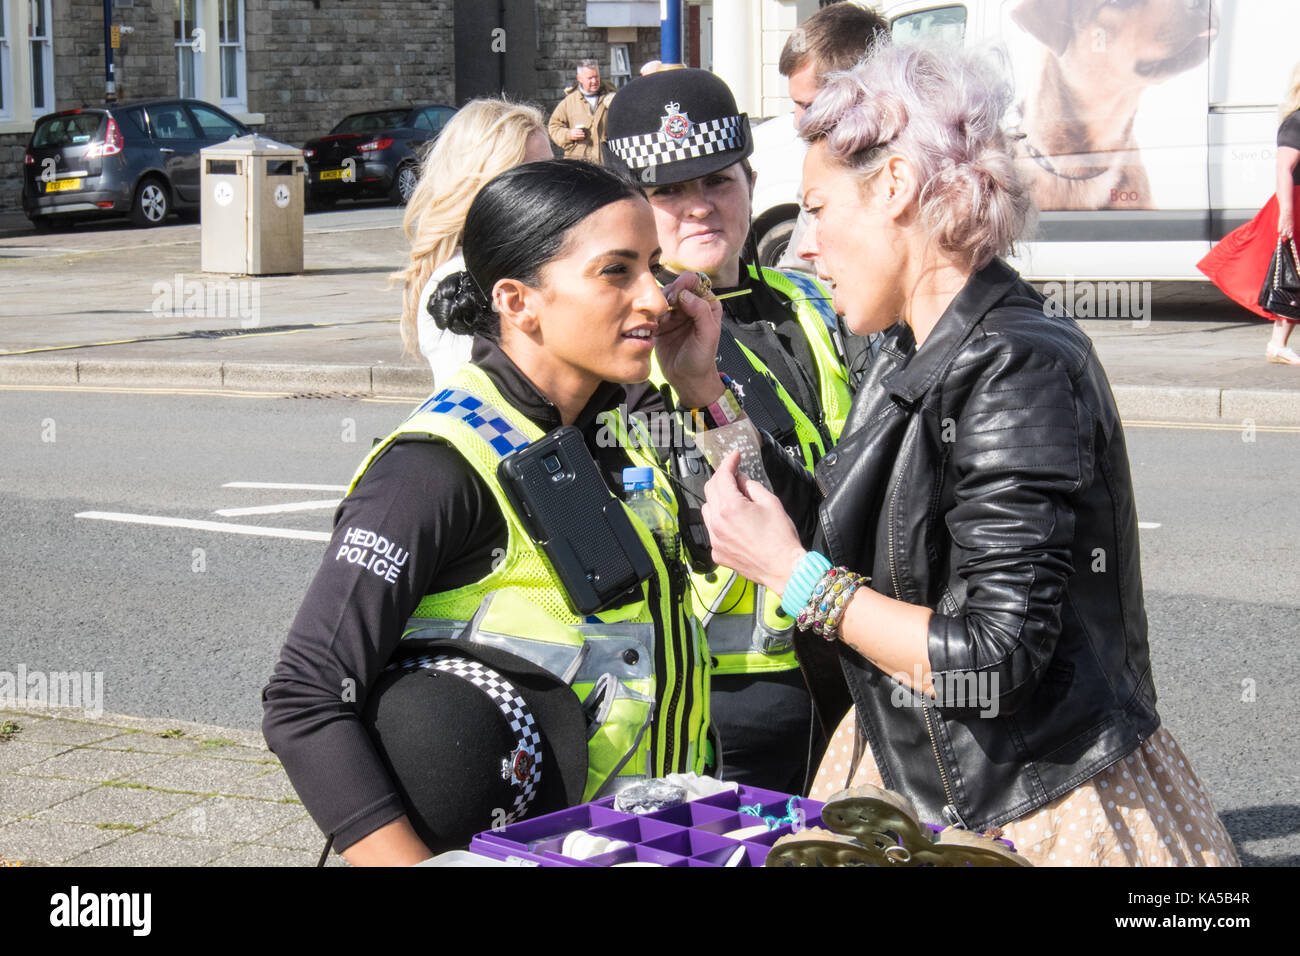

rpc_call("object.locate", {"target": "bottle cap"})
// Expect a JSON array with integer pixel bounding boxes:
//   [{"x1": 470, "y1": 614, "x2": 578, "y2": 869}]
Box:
[{"x1": 622, "y1": 466, "x2": 655, "y2": 490}]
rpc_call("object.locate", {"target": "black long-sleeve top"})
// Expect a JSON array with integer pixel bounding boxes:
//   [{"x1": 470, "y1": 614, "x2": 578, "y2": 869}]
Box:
[{"x1": 261, "y1": 338, "x2": 669, "y2": 852}]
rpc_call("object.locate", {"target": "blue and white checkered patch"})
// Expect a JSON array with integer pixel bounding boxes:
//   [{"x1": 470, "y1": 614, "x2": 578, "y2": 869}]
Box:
[
  {"x1": 780, "y1": 271, "x2": 831, "y2": 302},
  {"x1": 415, "y1": 388, "x2": 532, "y2": 456},
  {"x1": 775, "y1": 272, "x2": 840, "y2": 333},
  {"x1": 607, "y1": 115, "x2": 745, "y2": 171}
]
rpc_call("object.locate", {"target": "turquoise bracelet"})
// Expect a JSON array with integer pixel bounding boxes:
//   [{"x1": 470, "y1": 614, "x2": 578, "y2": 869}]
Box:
[{"x1": 780, "y1": 550, "x2": 832, "y2": 618}]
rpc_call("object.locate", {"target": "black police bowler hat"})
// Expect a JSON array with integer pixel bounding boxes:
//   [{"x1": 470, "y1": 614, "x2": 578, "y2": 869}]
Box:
[
  {"x1": 603, "y1": 68, "x2": 753, "y2": 186},
  {"x1": 361, "y1": 638, "x2": 588, "y2": 854}
]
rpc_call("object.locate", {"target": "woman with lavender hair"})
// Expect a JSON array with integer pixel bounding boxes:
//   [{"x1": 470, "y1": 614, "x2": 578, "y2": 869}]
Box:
[{"x1": 672, "y1": 40, "x2": 1237, "y2": 866}]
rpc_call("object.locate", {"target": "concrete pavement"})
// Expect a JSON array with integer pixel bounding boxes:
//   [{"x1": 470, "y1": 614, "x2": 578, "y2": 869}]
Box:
[
  {"x1": 0, "y1": 701, "x2": 346, "y2": 866},
  {"x1": 3, "y1": 206, "x2": 1300, "y2": 421},
  {"x1": 2, "y1": 206, "x2": 1298, "y2": 867}
]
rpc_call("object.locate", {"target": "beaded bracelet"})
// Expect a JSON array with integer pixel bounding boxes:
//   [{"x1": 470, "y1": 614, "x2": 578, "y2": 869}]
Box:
[
  {"x1": 818, "y1": 574, "x2": 865, "y2": 640},
  {"x1": 795, "y1": 567, "x2": 867, "y2": 641}
]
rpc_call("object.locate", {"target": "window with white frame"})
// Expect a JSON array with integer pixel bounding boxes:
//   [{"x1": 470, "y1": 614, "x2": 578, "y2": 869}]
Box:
[
  {"x1": 218, "y1": 0, "x2": 245, "y2": 109},
  {"x1": 175, "y1": 0, "x2": 203, "y2": 98},
  {"x1": 29, "y1": 0, "x2": 53, "y2": 114},
  {"x1": 1, "y1": 2, "x2": 11, "y2": 120},
  {"x1": 609, "y1": 43, "x2": 630, "y2": 88}
]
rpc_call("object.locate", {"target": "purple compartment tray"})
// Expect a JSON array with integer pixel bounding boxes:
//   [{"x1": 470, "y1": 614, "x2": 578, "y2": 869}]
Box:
[
  {"x1": 470, "y1": 786, "x2": 830, "y2": 867},
  {"x1": 586, "y1": 844, "x2": 689, "y2": 867}
]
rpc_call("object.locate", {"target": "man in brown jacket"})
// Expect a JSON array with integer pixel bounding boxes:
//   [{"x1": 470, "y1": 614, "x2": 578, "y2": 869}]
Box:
[{"x1": 548, "y1": 59, "x2": 616, "y2": 164}]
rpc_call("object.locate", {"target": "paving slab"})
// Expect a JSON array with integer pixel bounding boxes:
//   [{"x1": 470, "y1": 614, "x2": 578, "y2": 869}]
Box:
[
  {"x1": 209, "y1": 843, "x2": 350, "y2": 866},
  {"x1": 119, "y1": 755, "x2": 270, "y2": 794},
  {"x1": 16, "y1": 747, "x2": 172, "y2": 783},
  {"x1": 31, "y1": 783, "x2": 204, "y2": 827},
  {"x1": 63, "y1": 830, "x2": 230, "y2": 866},
  {"x1": 0, "y1": 818, "x2": 119, "y2": 864},
  {"x1": 255, "y1": 813, "x2": 328, "y2": 852},
  {"x1": 206, "y1": 844, "x2": 318, "y2": 867},
  {"x1": 216, "y1": 766, "x2": 301, "y2": 803},
  {"x1": 87, "y1": 730, "x2": 248, "y2": 756},
  {"x1": 10, "y1": 718, "x2": 125, "y2": 747},
  {"x1": 0, "y1": 740, "x2": 68, "y2": 773},
  {"x1": 147, "y1": 794, "x2": 307, "y2": 843},
  {"x1": 0, "y1": 774, "x2": 100, "y2": 818}
]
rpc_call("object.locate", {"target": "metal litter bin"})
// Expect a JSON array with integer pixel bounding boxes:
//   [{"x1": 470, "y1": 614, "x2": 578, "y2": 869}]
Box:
[{"x1": 200, "y1": 135, "x2": 304, "y2": 275}]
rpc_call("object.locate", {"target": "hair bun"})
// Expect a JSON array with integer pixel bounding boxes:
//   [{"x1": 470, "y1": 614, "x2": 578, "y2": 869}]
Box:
[{"x1": 429, "y1": 270, "x2": 491, "y2": 337}]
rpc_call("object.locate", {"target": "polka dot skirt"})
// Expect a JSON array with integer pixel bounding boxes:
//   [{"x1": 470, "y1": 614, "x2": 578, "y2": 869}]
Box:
[{"x1": 809, "y1": 710, "x2": 1239, "y2": 867}]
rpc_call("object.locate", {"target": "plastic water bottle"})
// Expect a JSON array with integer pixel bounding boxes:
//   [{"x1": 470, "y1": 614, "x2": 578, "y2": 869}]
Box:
[{"x1": 622, "y1": 466, "x2": 679, "y2": 564}]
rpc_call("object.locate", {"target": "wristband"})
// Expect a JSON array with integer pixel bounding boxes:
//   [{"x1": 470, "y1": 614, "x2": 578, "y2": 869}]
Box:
[
  {"x1": 686, "y1": 375, "x2": 745, "y2": 432},
  {"x1": 780, "y1": 550, "x2": 832, "y2": 617}
]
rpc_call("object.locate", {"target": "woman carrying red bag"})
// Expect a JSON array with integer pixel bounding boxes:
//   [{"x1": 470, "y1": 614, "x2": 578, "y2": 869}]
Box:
[{"x1": 1198, "y1": 62, "x2": 1300, "y2": 365}]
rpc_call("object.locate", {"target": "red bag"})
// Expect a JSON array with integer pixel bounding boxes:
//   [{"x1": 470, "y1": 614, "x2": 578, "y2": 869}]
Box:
[{"x1": 1198, "y1": 186, "x2": 1300, "y2": 320}]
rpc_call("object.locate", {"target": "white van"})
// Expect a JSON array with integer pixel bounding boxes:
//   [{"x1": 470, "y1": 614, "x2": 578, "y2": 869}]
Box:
[{"x1": 749, "y1": 0, "x2": 1300, "y2": 281}]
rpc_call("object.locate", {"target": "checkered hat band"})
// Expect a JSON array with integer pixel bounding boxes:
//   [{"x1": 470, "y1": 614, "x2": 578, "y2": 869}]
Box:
[
  {"x1": 416, "y1": 388, "x2": 532, "y2": 456},
  {"x1": 608, "y1": 115, "x2": 744, "y2": 170},
  {"x1": 392, "y1": 653, "x2": 543, "y2": 825}
]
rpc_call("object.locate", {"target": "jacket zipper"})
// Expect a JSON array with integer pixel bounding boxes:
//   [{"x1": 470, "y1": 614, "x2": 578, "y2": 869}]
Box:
[
  {"x1": 921, "y1": 700, "x2": 963, "y2": 827},
  {"x1": 888, "y1": 439, "x2": 963, "y2": 826}
]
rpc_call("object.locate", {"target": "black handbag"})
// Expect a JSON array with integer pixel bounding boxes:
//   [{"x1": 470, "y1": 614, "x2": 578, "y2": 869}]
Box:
[{"x1": 1258, "y1": 236, "x2": 1300, "y2": 320}]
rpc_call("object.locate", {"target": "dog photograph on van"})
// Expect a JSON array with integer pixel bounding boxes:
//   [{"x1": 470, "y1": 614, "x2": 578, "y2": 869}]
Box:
[{"x1": 1007, "y1": 0, "x2": 1218, "y2": 211}]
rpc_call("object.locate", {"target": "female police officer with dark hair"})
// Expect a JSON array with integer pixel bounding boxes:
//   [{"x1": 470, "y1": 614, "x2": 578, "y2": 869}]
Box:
[
  {"x1": 602, "y1": 70, "x2": 856, "y2": 794},
  {"x1": 262, "y1": 160, "x2": 727, "y2": 866}
]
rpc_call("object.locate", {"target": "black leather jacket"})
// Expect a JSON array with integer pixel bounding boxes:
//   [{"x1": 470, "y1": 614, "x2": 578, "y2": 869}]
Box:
[{"x1": 772, "y1": 259, "x2": 1161, "y2": 831}]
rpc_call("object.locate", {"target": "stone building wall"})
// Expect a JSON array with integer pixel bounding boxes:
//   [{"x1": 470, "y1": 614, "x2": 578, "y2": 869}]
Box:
[
  {"x1": 533, "y1": 0, "x2": 659, "y2": 112},
  {"x1": 2, "y1": 0, "x2": 665, "y2": 212},
  {"x1": 245, "y1": 0, "x2": 456, "y2": 148}
]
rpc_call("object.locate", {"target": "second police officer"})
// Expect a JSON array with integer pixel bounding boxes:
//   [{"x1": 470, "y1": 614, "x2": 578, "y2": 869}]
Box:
[{"x1": 603, "y1": 70, "x2": 856, "y2": 793}]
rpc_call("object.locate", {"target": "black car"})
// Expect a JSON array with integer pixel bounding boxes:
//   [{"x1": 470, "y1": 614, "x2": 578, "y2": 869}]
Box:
[
  {"x1": 22, "y1": 99, "x2": 252, "y2": 229},
  {"x1": 302, "y1": 105, "x2": 456, "y2": 207}
]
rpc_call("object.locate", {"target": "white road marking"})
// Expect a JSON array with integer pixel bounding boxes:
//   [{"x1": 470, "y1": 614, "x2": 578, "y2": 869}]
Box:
[
  {"x1": 214, "y1": 499, "x2": 340, "y2": 516},
  {"x1": 1139, "y1": 522, "x2": 1162, "y2": 529},
  {"x1": 222, "y1": 481, "x2": 349, "y2": 491},
  {"x1": 75, "y1": 511, "x2": 331, "y2": 542}
]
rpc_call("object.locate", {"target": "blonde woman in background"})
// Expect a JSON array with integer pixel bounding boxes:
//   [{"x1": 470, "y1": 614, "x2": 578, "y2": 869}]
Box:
[{"x1": 395, "y1": 100, "x2": 554, "y2": 383}]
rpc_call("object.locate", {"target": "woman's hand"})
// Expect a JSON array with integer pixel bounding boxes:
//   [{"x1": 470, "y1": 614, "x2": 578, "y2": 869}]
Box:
[
  {"x1": 654, "y1": 272, "x2": 724, "y2": 408},
  {"x1": 702, "y1": 451, "x2": 807, "y2": 593}
]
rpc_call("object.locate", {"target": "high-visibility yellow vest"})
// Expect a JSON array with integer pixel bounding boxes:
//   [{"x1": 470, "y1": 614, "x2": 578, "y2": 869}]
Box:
[
  {"x1": 654, "y1": 266, "x2": 852, "y2": 676},
  {"x1": 347, "y1": 364, "x2": 711, "y2": 801}
]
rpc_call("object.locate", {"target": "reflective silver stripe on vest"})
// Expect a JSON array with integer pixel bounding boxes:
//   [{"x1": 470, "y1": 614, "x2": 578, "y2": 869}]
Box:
[
  {"x1": 404, "y1": 618, "x2": 654, "y2": 686},
  {"x1": 706, "y1": 611, "x2": 794, "y2": 658},
  {"x1": 413, "y1": 388, "x2": 531, "y2": 456}
]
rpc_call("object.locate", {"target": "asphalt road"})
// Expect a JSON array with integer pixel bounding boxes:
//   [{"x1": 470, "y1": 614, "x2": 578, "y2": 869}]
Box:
[{"x1": 1, "y1": 388, "x2": 1297, "y2": 864}]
